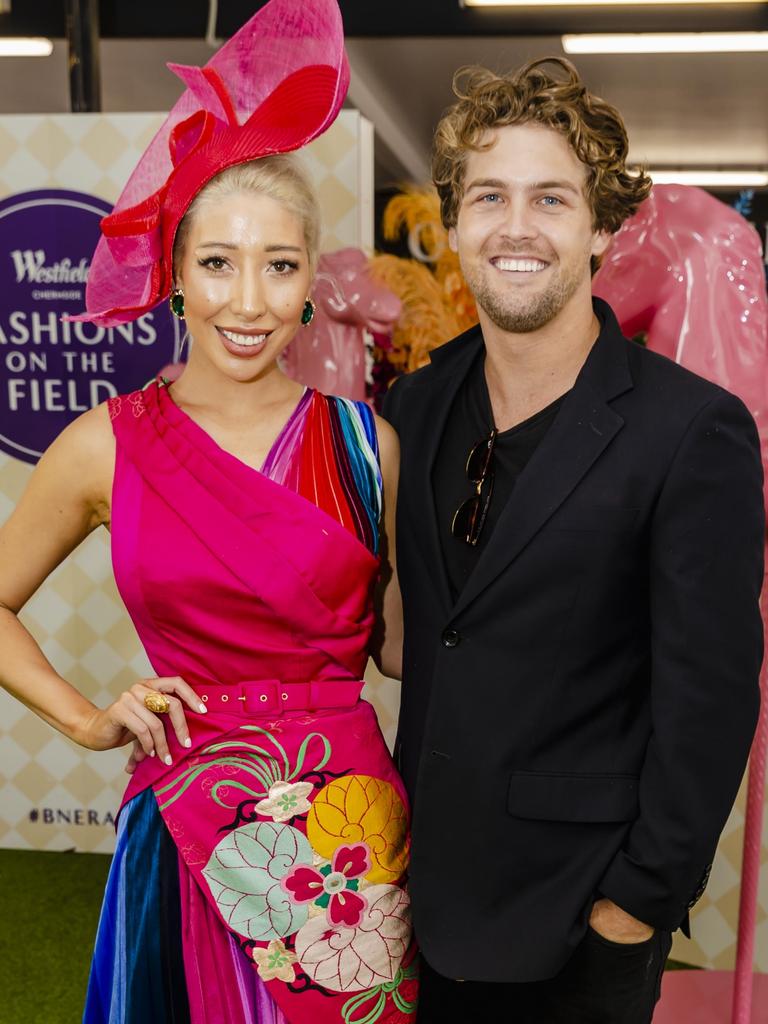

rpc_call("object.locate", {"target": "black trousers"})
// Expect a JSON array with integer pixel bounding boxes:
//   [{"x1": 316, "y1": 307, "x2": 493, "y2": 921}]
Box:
[{"x1": 417, "y1": 928, "x2": 673, "y2": 1024}]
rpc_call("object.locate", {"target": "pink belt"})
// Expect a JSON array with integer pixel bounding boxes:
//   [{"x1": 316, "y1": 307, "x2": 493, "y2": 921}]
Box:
[{"x1": 198, "y1": 678, "x2": 364, "y2": 716}]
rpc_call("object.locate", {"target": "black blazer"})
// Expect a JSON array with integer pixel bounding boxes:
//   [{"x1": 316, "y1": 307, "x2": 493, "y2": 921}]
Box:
[{"x1": 383, "y1": 300, "x2": 764, "y2": 983}]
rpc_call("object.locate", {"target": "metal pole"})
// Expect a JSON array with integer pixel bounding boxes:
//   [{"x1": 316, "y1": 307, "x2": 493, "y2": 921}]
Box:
[{"x1": 65, "y1": 0, "x2": 101, "y2": 113}]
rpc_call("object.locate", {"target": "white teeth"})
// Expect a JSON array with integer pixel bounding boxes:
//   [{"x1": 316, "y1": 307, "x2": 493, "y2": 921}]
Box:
[
  {"x1": 494, "y1": 258, "x2": 547, "y2": 273},
  {"x1": 220, "y1": 328, "x2": 267, "y2": 347}
]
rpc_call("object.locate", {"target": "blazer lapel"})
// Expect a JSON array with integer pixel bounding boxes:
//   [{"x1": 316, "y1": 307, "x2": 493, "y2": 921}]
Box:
[
  {"x1": 403, "y1": 327, "x2": 484, "y2": 615},
  {"x1": 451, "y1": 311, "x2": 634, "y2": 619}
]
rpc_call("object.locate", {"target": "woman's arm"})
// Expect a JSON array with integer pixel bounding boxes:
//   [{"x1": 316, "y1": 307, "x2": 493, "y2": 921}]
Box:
[
  {"x1": 0, "y1": 405, "x2": 202, "y2": 765},
  {"x1": 370, "y1": 414, "x2": 403, "y2": 681}
]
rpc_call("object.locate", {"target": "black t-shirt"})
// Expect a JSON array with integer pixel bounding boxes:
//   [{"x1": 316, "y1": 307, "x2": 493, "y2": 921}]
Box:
[{"x1": 433, "y1": 352, "x2": 567, "y2": 599}]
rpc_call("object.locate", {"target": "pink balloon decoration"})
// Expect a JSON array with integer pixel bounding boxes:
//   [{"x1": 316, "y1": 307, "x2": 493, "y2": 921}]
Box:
[
  {"x1": 282, "y1": 248, "x2": 402, "y2": 401},
  {"x1": 593, "y1": 185, "x2": 768, "y2": 504}
]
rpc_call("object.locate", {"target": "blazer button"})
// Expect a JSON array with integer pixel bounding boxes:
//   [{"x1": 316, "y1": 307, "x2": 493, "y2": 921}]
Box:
[{"x1": 442, "y1": 628, "x2": 461, "y2": 648}]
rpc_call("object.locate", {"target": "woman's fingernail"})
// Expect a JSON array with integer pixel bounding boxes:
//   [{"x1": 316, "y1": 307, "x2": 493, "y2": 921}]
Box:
[
  {"x1": 184, "y1": 737, "x2": 191, "y2": 748},
  {"x1": 164, "y1": 755, "x2": 173, "y2": 766},
  {"x1": 150, "y1": 749, "x2": 155, "y2": 757},
  {"x1": 199, "y1": 704, "x2": 207, "y2": 714}
]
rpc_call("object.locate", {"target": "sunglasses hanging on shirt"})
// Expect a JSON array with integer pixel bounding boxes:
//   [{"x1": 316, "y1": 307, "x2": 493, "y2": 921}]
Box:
[{"x1": 451, "y1": 427, "x2": 498, "y2": 546}]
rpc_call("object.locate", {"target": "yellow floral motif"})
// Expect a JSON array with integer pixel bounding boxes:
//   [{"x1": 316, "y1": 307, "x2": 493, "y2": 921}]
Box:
[{"x1": 306, "y1": 775, "x2": 409, "y2": 885}]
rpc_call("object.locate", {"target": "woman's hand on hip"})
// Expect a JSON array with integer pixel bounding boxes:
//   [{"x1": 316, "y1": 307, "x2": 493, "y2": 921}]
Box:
[{"x1": 77, "y1": 676, "x2": 206, "y2": 765}]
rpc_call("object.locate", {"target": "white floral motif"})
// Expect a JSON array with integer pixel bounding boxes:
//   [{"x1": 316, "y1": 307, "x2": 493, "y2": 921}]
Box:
[
  {"x1": 294, "y1": 884, "x2": 411, "y2": 993},
  {"x1": 255, "y1": 781, "x2": 315, "y2": 823}
]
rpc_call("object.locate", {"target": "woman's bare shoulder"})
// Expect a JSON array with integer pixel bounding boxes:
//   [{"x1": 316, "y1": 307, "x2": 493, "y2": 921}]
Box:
[{"x1": 35, "y1": 401, "x2": 116, "y2": 513}]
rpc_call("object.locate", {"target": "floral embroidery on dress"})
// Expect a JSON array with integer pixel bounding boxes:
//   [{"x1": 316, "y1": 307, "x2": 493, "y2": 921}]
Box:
[
  {"x1": 283, "y1": 842, "x2": 371, "y2": 927},
  {"x1": 307, "y1": 775, "x2": 409, "y2": 884},
  {"x1": 256, "y1": 780, "x2": 315, "y2": 823},
  {"x1": 252, "y1": 938, "x2": 298, "y2": 983},
  {"x1": 128, "y1": 390, "x2": 146, "y2": 418},
  {"x1": 155, "y1": 724, "x2": 331, "y2": 813},
  {"x1": 294, "y1": 884, "x2": 412, "y2": 993},
  {"x1": 202, "y1": 821, "x2": 313, "y2": 940},
  {"x1": 341, "y1": 961, "x2": 419, "y2": 1024},
  {"x1": 107, "y1": 395, "x2": 122, "y2": 421}
]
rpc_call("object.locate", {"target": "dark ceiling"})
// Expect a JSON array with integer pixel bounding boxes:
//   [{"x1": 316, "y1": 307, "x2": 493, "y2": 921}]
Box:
[{"x1": 4, "y1": 0, "x2": 768, "y2": 39}]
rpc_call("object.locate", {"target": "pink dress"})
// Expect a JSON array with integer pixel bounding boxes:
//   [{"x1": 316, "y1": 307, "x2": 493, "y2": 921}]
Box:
[{"x1": 83, "y1": 380, "x2": 417, "y2": 1024}]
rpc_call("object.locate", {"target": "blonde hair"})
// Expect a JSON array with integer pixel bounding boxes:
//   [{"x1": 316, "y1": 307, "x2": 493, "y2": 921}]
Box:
[
  {"x1": 173, "y1": 154, "x2": 321, "y2": 277},
  {"x1": 433, "y1": 57, "x2": 652, "y2": 240}
]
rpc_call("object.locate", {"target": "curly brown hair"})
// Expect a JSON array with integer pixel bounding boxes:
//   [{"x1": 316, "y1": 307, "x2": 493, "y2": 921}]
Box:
[{"x1": 432, "y1": 57, "x2": 651, "y2": 236}]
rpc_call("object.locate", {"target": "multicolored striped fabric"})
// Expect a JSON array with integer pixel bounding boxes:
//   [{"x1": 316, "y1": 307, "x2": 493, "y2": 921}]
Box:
[{"x1": 263, "y1": 390, "x2": 382, "y2": 555}]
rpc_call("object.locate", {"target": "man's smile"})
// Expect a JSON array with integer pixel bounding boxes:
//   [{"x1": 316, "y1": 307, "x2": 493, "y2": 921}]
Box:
[{"x1": 490, "y1": 256, "x2": 549, "y2": 275}]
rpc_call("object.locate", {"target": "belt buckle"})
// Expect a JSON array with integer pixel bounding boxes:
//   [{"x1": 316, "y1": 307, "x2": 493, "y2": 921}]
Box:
[{"x1": 243, "y1": 680, "x2": 280, "y2": 714}]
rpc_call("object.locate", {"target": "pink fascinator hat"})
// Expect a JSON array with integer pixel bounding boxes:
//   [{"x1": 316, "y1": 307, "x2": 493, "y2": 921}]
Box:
[{"x1": 74, "y1": 0, "x2": 349, "y2": 326}]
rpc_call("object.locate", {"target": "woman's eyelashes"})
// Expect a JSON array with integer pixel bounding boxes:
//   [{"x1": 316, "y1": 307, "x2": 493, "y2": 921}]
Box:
[
  {"x1": 197, "y1": 255, "x2": 229, "y2": 271},
  {"x1": 269, "y1": 259, "x2": 300, "y2": 274},
  {"x1": 195, "y1": 256, "x2": 300, "y2": 274}
]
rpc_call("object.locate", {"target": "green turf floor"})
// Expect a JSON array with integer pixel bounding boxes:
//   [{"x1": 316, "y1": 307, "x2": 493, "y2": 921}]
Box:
[
  {"x1": 0, "y1": 847, "x2": 698, "y2": 1022},
  {"x1": 0, "y1": 848, "x2": 110, "y2": 1024}
]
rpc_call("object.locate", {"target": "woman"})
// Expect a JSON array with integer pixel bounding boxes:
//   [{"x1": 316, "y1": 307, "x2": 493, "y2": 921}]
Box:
[{"x1": 0, "y1": 2, "x2": 415, "y2": 1022}]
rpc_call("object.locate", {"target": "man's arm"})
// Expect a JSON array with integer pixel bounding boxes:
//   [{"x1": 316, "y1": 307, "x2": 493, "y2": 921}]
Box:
[
  {"x1": 599, "y1": 390, "x2": 764, "y2": 931},
  {"x1": 381, "y1": 375, "x2": 404, "y2": 432},
  {"x1": 370, "y1": 415, "x2": 403, "y2": 680}
]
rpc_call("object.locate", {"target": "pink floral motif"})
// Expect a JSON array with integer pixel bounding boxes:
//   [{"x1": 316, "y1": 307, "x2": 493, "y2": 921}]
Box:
[
  {"x1": 128, "y1": 390, "x2": 146, "y2": 417},
  {"x1": 180, "y1": 840, "x2": 208, "y2": 866},
  {"x1": 166, "y1": 817, "x2": 186, "y2": 839},
  {"x1": 282, "y1": 842, "x2": 371, "y2": 928},
  {"x1": 107, "y1": 396, "x2": 122, "y2": 420}
]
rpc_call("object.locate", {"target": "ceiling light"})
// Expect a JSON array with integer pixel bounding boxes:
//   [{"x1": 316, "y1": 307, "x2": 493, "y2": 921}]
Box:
[
  {"x1": 646, "y1": 170, "x2": 768, "y2": 188},
  {"x1": 563, "y1": 32, "x2": 768, "y2": 53},
  {"x1": 463, "y1": 1, "x2": 764, "y2": 6},
  {"x1": 0, "y1": 38, "x2": 54, "y2": 57}
]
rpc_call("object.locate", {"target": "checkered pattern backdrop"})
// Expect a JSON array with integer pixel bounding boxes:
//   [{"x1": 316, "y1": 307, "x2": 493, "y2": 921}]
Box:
[
  {"x1": 0, "y1": 112, "x2": 765, "y2": 972},
  {"x1": 0, "y1": 109, "x2": 393, "y2": 851}
]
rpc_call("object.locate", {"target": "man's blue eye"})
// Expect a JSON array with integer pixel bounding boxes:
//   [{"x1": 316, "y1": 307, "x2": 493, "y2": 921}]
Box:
[
  {"x1": 541, "y1": 196, "x2": 562, "y2": 207},
  {"x1": 480, "y1": 193, "x2": 501, "y2": 203}
]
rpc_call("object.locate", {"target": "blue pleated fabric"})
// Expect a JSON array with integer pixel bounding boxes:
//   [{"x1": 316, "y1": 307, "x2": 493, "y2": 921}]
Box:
[
  {"x1": 84, "y1": 787, "x2": 290, "y2": 1024},
  {"x1": 83, "y1": 788, "x2": 181, "y2": 1024}
]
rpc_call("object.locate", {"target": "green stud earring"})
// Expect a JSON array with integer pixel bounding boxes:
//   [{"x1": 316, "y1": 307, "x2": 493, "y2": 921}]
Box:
[
  {"x1": 169, "y1": 288, "x2": 185, "y2": 319},
  {"x1": 301, "y1": 298, "x2": 316, "y2": 326}
]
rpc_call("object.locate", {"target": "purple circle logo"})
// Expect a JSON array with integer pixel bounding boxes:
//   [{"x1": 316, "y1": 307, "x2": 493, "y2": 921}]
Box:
[{"x1": 0, "y1": 189, "x2": 182, "y2": 464}]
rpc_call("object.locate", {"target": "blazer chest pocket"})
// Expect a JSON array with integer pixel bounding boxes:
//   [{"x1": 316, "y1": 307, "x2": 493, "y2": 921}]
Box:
[
  {"x1": 507, "y1": 771, "x2": 640, "y2": 823},
  {"x1": 550, "y1": 506, "x2": 640, "y2": 534}
]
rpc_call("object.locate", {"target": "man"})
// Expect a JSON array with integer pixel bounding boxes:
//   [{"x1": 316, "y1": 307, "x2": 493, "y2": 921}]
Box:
[{"x1": 383, "y1": 58, "x2": 764, "y2": 1023}]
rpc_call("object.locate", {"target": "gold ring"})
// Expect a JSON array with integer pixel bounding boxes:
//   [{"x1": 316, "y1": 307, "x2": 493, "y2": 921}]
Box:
[{"x1": 143, "y1": 691, "x2": 171, "y2": 714}]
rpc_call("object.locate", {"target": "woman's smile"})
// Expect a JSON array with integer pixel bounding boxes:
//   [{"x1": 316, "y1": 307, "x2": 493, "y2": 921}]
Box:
[{"x1": 216, "y1": 326, "x2": 272, "y2": 356}]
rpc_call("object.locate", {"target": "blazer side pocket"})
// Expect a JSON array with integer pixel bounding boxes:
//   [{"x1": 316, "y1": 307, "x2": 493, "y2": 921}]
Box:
[{"x1": 507, "y1": 770, "x2": 640, "y2": 823}]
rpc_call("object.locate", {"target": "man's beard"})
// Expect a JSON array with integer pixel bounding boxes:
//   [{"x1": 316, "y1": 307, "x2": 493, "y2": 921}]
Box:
[{"x1": 464, "y1": 256, "x2": 585, "y2": 334}]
